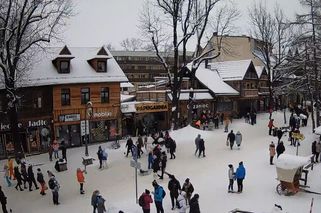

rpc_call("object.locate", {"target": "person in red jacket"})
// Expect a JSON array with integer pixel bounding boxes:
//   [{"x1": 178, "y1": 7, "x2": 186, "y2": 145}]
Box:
[
  {"x1": 77, "y1": 168, "x2": 86, "y2": 194},
  {"x1": 268, "y1": 119, "x2": 275, "y2": 136},
  {"x1": 142, "y1": 189, "x2": 153, "y2": 213}
]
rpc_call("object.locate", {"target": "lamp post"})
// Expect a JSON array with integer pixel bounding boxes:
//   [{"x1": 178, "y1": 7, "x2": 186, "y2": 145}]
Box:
[{"x1": 85, "y1": 102, "x2": 93, "y2": 156}]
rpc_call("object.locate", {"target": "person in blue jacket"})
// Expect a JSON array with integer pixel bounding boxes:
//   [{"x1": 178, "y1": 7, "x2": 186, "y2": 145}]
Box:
[
  {"x1": 152, "y1": 180, "x2": 164, "y2": 213},
  {"x1": 148, "y1": 152, "x2": 153, "y2": 169},
  {"x1": 235, "y1": 161, "x2": 246, "y2": 194}
]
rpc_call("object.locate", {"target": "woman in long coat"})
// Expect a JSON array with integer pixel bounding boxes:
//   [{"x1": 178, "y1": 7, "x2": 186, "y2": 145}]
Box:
[{"x1": 235, "y1": 131, "x2": 242, "y2": 149}]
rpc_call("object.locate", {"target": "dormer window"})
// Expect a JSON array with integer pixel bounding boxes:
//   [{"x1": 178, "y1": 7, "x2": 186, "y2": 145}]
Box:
[
  {"x1": 98, "y1": 61, "x2": 106, "y2": 72},
  {"x1": 60, "y1": 61, "x2": 70, "y2": 73}
]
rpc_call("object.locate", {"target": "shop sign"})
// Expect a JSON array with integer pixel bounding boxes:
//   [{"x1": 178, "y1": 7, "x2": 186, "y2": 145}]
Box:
[
  {"x1": 59, "y1": 114, "x2": 80, "y2": 122},
  {"x1": 93, "y1": 112, "x2": 112, "y2": 118},
  {"x1": 0, "y1": 123, "x2": 23, "y2": 131},
  {"x1": 28, "y1": 120, "x2": 48, "y2": 127},
  {"x1": 135, "y1": 102, "x2": 168, "y2": 114},
  {"x1": 80, "y1": 120, "x2": 89, "y2": 136},
  {"x1": 186, "y1": 103, "x2": 209, "y2": 110}
]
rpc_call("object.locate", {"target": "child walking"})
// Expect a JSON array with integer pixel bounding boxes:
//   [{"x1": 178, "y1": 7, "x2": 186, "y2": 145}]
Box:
[
  {"x1": 8, "y1": 158, "x2": 15, "y2": 180},
  {"x1": 3, "y1": 165, "x2": 11, "y2": 187},
  {"x1": 77, "y1": 168, "x2": 86, "y2": 194}
]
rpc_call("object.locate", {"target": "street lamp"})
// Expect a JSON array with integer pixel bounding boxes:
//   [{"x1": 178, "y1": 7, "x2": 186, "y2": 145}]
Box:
[{"x1": 85, "y1": 101, "x2": 93, "y2": 156}]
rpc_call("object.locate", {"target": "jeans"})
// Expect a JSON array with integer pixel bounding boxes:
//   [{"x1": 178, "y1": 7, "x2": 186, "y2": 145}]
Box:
[
  {"x1": 270, "y1": 156, "x2": 274, "y2": 165},
  {"x1": 29, "y1": 177, "x2": 38, "y2": 190},
  {"x1": 170, "y1": 150, "x2": 176, "y2": 159},
  {"x1": 315, "y1": 153, "x2": 320, "y2": 162},
  {"x1": 5, "y1": 176, "x2": 11, "y2": 187},
  {"x1": 54, "y1": 150, "x2": 59, "y2": 158},
  {"x1": 155, "y1": 201, "x2": 164, "y2": 213},
  {"x1": 225, "y1": 125, "x2": 228, "y2": 132},
  {"x1": 143, "y1": 209, "x2": 150, "y2": 213},
  {"x1": 237, "y1": 178, "x2": 243, "y2": 192},
  {"x1": 230, "y1": 141, "x2": 234, "y2": 150},
  {"x1": 198, "y1": 149, "x2": 205, "y2": 157},
  {"x1": 228, "y1": 179, "x2": 234, "y2": 191},
  {"x1": 93, "y1": 205, "x2": 97, "y2": 213},
  {"x1": 269, "y1": 128, "x2": 272, "y2": 135},
  {"x1": 148, "y1": 161, "x2": 153, "y2": 169},
  {"x1": 80, "y1": 183, "x2": 84, "y2": 192},
  {"x1": 49, "y1": 154, "x2": 52, "y2": 161},
  {"x1": 170, "y1": 192, "x2": 178, "y2": 208},
  {"x1": 52, "y1": 190, "x2": 59, "y2": 204},
  {"x1": 195, "y1": 146, "x2": 199, "y2": 155}
]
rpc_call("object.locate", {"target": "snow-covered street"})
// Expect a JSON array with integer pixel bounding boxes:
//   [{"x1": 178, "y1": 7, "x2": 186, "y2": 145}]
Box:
[{"x1": 1, "y1": 111, "x2": 320, "y2": 213}]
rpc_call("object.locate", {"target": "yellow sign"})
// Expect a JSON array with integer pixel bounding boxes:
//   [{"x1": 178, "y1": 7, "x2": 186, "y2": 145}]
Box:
[
  {"x1": 135, "y1": 102, "x2": 168, "y2": 114},
  {"x1": 292, "y1": 133, "x2": 305, "y2": 140}
]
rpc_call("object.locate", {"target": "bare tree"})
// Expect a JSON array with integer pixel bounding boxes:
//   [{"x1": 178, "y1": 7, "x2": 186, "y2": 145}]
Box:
[
  {"x1": 0, "y1": 0, "x2": 74, "y2": 158},
  {"x1": 139, "y1": 0, "x2": 239, "y2": 129},
  {"x1": 105, "y1": 43, "x2": 115, "y2": 51},
  {"x1": 119, "y1": 37, "x2": 143, "y2": 51}
]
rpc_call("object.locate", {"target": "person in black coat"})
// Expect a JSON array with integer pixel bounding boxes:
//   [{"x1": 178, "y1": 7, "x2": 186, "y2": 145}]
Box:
[
  {"x1": 14, "y1": 166, "x2": 23, "y2": 191},
  {"x1": 125, "y1": 138, "x2": 133, "y2": 157},
  {"x1": 37, "y1": 168, "x2": 46, "y2": 195},
  {"x1": 167, "y1": 174, "x2": 181, "y2": 210},
  {"x1": 169, "y1": 138, "x2": 176, "y2": 159},
  {"x1": 276, "y1": 141, "x2": 285, "y2": 158},
  {"x1": 189, "y1": 194, "x2": 200, "y2": 213},
  {"x1": 312, "y1": 141, "x2": 317, "y2": 163},
  {"x1": 0, "y1": 186, "x2": 8, "y2": 213},
  {"x1": 97, "y1": 146, "x2": 103, "y2": 169},
  {"x1": 227, "y1": 130, "x2": 236, "y2": 150},
  {"x1": 28, "y1": 165, "x2": 39, "y2": 191},
  {"x1": 277, "y1": 128, "x2": 283, "y2": 144},
  {"x1": 153, "y1": 155, "x2": 160, "y2": 176},
  {"x1": 158, "y1": 152, "x2": 167, "y2": 180},
  {"x1": 198, "y1": 139, "x2": 205, "y2": 158},
  {"x1": 21, "y1": 163, "x2": 28, "y2": 189},
  {"x1": 61, "y1": 141, "x2": 67, "y2": 162}
]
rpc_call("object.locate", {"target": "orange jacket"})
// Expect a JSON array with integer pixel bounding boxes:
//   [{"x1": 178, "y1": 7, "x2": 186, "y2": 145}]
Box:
[
  {"x1": 225, "y1": 119, "x2": 230, "y2": 126},
  {"x1": 8, "y1": 159, "x2": 13, "y2": 169},
  {"x1": 77, "y1": 170, "x2": 85, "y2": 183}
]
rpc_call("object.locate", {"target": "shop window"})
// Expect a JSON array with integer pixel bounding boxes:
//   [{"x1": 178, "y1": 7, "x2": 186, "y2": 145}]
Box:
[
  {"x1": 138, "y1": 66, "x2": 146, "y2": 70},
  {"x1": 81, "y1": 88, "x2": 90, "y2": 104},
  {"x1": 33, "y1": 92, "x2": 42, "y2": 108},
  {"x1": 60, "y1": 61, "x2": 70, "y2": 73},
  {"x1": 101, "y1": 87, "x2": 109, "y2": 103},
  {"x1": 61, "y1": 89, "x2": 70, "y2": 106},
  {"x1": 97, "y1": 61, "x2": 106, "y2": 72}
]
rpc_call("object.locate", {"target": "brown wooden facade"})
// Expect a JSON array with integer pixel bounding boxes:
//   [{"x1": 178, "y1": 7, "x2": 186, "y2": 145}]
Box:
[{"x1": 53, "y1": 83, "x2": 122, "y2": 147}]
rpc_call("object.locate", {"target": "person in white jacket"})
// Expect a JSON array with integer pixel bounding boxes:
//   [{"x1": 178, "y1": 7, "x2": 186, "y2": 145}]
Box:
[{"x1": 177, "y1": 191, "x2": 189, "y2": 213}]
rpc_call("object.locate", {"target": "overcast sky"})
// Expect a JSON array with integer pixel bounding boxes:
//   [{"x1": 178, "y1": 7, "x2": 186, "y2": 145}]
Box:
[{"x1": 58, "y1": 0, "x2": 303, "y2": 51}]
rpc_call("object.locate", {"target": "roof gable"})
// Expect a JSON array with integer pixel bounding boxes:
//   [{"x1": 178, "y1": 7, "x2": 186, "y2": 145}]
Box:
[
  {"x1": 244, "y1": 62, "x2": 259, "y2": 79},
  {"x1": 59, "y1": 45, "x2": 72, "y2": 55},
  {"x1": 208, "y1": 60, "x2": 253, "y2": 81}
]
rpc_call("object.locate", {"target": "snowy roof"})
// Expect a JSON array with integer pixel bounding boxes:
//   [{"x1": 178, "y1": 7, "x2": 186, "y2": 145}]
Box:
[
  {"x1": 208, "y1": 60, "x2": 253, "y2": 81},
  {"x1": 255, "y1": 66, "x2": 265, "y2": 78},
  {"x1": 121, "y1": 82, "x2": 134, "y2": 88},
  {"x1": 252, "y1": 50, "x2": 277, "y2": 68},
  {"x1": 195, "y1": 64, "x2": 239, "y2": 96},
  {"x1": 275, "y1": 154, "x2": 310, "y2": 170},
  {"x1": 120, "y1": 94, "x2": 135, "y2": 103},
  {"x1": 111, "y1": 50, "x2": 194, "y2": 57},
  {"x1": 167, "y1": 91, "x2": 213, "y2": 101},
  {"x1": 1, "y1": 47, "x2": 128, "y2": 89}
]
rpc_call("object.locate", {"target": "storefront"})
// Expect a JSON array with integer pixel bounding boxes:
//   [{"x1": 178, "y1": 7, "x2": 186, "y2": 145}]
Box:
[
  {"x1": 0, "y1": 117, "x2": 53, "y2": 158},
  {"x1": 135, "y1": 102, "x2": 169, "y2": 133},
  {"x1": 56, "y1": 114, "x2": 82, "y2": 147},
  {"x1": 89, "y1": 111, "x2": 118, "y2": 142}
]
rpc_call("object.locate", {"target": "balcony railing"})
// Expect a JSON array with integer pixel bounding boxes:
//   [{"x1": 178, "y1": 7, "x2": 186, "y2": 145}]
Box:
[
  {"x1": 259, "y1": 87, "x2": 269, "y2": 94},
  {"x1": 241, "y1": 89, "x2": 258, "y2": 97},
  {"x1": 136, "y1": 92, "x2": 166, "y2": 102}
]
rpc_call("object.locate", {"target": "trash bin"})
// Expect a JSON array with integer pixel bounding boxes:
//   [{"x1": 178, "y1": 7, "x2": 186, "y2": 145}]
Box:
[{"x1": 273, "y1": 128, "x2": 277, "y2": 137}]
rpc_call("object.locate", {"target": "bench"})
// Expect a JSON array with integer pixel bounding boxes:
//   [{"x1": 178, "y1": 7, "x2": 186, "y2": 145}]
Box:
[
  {"x1": 300, "y1": 157, "x2": 314, "y2": 186},
  {"x1": 58, "y1": 160, "x2": 67, "y2": 171}
]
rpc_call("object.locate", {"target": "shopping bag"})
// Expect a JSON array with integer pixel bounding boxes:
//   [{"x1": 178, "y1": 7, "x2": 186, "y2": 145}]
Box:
[
  {"x1": 226, "y1": 141, "x2": 229, "y2": 146},
  {"x1": 44, "y1": 184, "x2": 48, "y2": 190}
]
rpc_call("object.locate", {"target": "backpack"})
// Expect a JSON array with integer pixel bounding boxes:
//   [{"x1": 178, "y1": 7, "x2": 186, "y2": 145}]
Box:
[
  {"x1": 97, "y1": 195, "x2": 102, "y2": 204},
  {"x1": 48, "y1": 179, "x2": 56, "y2": 190},
  {"x1": 138, "y1": 194, "x2": 145, "y2": 207},
  {"x1": 176, "y1": 200, "x2": 181, "y2": 209}
]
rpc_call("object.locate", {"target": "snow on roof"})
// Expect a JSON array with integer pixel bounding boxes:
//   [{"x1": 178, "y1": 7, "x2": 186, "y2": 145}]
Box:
[
  {"x1": 111, "y1": 50, "x2": 194, "y2": 57},
  {"x1": 252, "y1": 50, "x2": 277, "y2": 68},
  {"x1": 1, "y1": 47, "x2": 128, "y2": 89},
  {"x1": 167, "y1": 92, "x2": 213, "y2": 101},
  {"x1": 255, "y1": 66, "x2": 264, "y2": 78},
  {"x1": 121, "y1": 82, "x2": 134, "y2": 88},
  {"x1": 208, "y1": 60, "x2": 253, "y2": 81},
  {"x1": 120, "y1": 94, "x2": 135, "y2": 103},
  {"x1": 275, "y1": 154, "x2": 310, "y2": 170},
  {"x1": 195, "y1": 64, "x2": 239, "y2": 95}
]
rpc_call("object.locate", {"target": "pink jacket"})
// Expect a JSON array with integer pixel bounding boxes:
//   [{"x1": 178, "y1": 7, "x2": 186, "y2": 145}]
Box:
[{"x1": 53, "y1": 143, "x2": 59, "y2": 151}]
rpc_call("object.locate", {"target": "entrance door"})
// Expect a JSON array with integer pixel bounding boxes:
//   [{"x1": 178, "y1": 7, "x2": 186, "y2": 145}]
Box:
[
  {"x1": 69, "y1": 125, "x2": 81, "y2": 147},
  {"x1": 19, "y1": 133, "x2": 28, "y2": 154}
]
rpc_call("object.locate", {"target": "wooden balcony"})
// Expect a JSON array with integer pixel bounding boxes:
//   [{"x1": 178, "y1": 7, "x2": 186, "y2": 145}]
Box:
[
  {"x1": 136, "y1": 91, "x2": 166, "y2": 102},
  {"x1": 259, "y1": 87, "x2": 269, "y2": 95},
  {"x1": 241, "y1": 89, "x2": 258, "y2": 97}
]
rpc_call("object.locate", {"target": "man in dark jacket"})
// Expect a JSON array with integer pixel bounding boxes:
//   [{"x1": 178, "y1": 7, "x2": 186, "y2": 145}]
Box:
[
  {"x1": 61, "y1": 141, "x2": 67, "y2": 162},
  {"x1": 194, "y1": 135, "x2": 201, "y2": 156},
  {"x1": 227, "y1": 130, "x2": 236, "y2": 150},
  {"x1": 125, "y1": 138, "x2": 134, "y2": 157},
  {"x1": 28, "y1": 165, "x2": 39, "y2": 191},
  {"x1": 169, "y1": 138, "x2": 176, "y2": 159},
  {"x1": 189, "y1": 194, "x2": 200, "y2": 213},
  {"x1": 97, "y1": 146, "x2": 103, "y2": 169},
  {"x1": 312, "y1": 141, "x2": 317, "y2": 163},
  {"x1": 0, "y1": 186, "x2": 8, "y2": 213},
  {"x1": 277, "y1": 128, "x2": 283, "y2": 144},
  {"x1": 276, "y1": 141, "x2": 285, "y2": 158},
  {"x1": 198, "y1": 139, "x2": 205, "y2": 158},
  {"x1": 158, "y1": 152, "x2": 167, "y2": 180},
  {"x1": 168, "y1": 175, "x2": 181, "y2": 210},
  {"x1": 37, "y1": 168, "x2": 46, "y2": 195}
]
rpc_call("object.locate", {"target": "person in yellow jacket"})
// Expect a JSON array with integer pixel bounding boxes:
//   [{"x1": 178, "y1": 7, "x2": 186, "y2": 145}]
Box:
[
  {"x1": 224, "y1": 117, "x2": 230, "y2": 132},
  {"x1": 8, "y1": 158, "x2": 15, "y2": 180}
]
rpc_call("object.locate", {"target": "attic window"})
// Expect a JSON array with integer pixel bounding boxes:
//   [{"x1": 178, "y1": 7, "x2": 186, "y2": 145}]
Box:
[
  {"x1": 60, "y1": 61, "x2": 70, "y2": 73},
  {"x1": 97, "y1": 61, "x2": 106, "y2": 72}
]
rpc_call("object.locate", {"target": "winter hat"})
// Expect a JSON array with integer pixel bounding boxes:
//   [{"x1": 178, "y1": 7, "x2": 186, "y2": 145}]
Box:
[
  {"x1": 239, "y1": 161, "x2": 243, "y2": 166},
  {"x1": 77, "y1": 168, "x2": 81, "y2": 171},
  {"x1": 194, "y1": 194, "x2": 200, "y2": 198},
  {"x1": 198, "y1": 134, "x2": 201, "y2": 137},
  {"x1": 145, "y1": 189, "x2": 150, "y2": 194},
  {"x1": 37, "y1": 168, "x2": 41, "y2": 172},
  {"x1": 237, "y1": 131, "x2": 240, "y2": 134},
  {"x1": 119, "y1": 211, "x2": 124, "y2": 213},
  {"x1": 180, "y1": 191, "x2": 186, "y2": 197},
  {"x1": 271, "y1": 141, "x2": 274, "y2": 144},
  {"x1": 228, "y1": 164, "x2": 233, "y2": 168},
  {"x1": 185, "y1": 178, "x2": 190, "y2": 183},
  {"x1": 152, "y1": 180, "x2": 158, "y2": 187}
]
